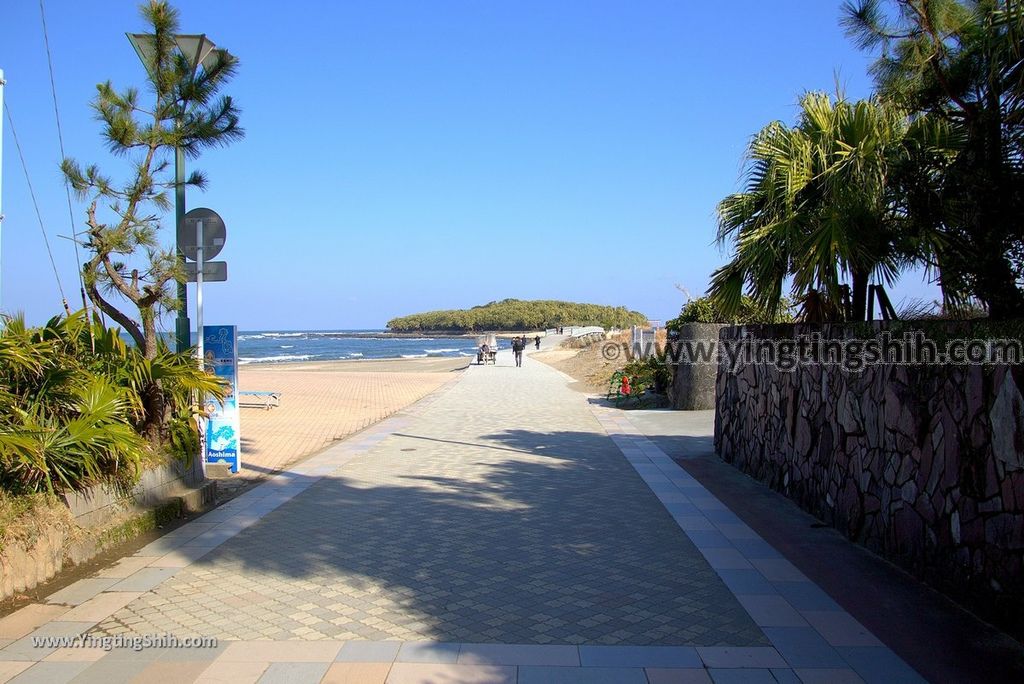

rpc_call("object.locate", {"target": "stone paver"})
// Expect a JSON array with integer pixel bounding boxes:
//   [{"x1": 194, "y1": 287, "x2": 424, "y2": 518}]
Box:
[{"x1": 93, "y1": 351, "x2": 763, "y2": 647}]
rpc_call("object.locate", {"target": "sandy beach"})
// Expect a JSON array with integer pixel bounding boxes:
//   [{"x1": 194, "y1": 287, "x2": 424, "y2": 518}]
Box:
[{"x1": 228, "y1": 356, "x2": 469, "y2": 490}]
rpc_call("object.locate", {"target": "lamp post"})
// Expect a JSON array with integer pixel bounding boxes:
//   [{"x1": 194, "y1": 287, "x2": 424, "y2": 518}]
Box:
[{"x1": 126, "y1": 33, "x2": 221, "y2": 353}]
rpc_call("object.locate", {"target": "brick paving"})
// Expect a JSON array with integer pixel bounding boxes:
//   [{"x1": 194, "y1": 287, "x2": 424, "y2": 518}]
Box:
[{"x1": 94, "y1": 350, "x2": 763, "y2": 646}]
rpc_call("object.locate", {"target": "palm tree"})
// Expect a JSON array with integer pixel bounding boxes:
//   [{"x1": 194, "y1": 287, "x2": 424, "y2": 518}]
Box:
[{"x1": 709, "y1": 92, "x2": 950, "y2": 322}]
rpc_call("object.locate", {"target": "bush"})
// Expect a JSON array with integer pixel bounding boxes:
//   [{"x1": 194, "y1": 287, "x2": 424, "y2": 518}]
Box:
[
  {"x1": 666, "y1": 296, "x2": 793, "y2": 331},
  {"x1": 0, "y1": 311, "x2": 225, "y2": 495},
  {"x1": 620, "y1": 355, "x2": 671, "y2": 395}
]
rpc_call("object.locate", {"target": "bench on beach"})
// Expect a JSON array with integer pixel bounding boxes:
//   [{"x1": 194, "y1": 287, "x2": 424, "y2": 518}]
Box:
[{"x1": 238, "y1": 390, "x2": 281, "y2": 410}]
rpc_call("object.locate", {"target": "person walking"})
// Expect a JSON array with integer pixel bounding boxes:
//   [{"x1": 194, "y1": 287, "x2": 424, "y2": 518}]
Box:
[
  {"x1": 534, "y1": 335, "x2": 541, "y2": 350},
  {"x1": 512, "y1": 336, "x2": 524, "y2": 367}
]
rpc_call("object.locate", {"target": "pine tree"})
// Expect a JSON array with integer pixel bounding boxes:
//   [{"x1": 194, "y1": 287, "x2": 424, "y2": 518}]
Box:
[{"x1": 62, "y1": 0, "x2": 243, "y2": 359}]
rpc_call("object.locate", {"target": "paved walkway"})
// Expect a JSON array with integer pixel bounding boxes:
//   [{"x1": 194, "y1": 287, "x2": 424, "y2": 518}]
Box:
[{"x1": 0, "y1": 346, "x2": 927, "y2": 683}]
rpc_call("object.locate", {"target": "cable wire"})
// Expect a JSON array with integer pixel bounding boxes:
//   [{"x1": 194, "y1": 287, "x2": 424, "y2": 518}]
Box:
[
  {"x1": 4, "y1": 102, "x2": 70, "y2": 311},
  {"x1": 39, "y1": 0, "x2": 88, "y2": 317}
]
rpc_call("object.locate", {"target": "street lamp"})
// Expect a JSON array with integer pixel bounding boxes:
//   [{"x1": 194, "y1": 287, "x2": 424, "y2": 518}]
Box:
[{"x1": 126, "y1": 32, "x2": 223, "y2": 353}]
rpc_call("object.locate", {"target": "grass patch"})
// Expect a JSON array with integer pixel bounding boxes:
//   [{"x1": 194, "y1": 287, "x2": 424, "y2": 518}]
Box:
[
  {"x1": 94, "y1": 499, "x2": 183, "y2": 550},
  {"x1": 0, "y1": 491, "x2": 74, "y2": 549}
]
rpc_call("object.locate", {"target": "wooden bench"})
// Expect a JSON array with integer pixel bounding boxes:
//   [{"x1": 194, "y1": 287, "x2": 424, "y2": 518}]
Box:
[{"x1": 238, "y1": 390, "x2": 281, "y2": 409}]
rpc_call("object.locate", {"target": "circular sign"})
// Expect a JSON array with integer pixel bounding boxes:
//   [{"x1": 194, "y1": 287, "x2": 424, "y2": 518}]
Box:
[{"x1": 179, "y1": 207, "x2": 226, "y2": 261}]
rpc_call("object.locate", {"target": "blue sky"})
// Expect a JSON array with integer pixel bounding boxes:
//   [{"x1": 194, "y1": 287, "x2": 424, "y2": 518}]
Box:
[{"x1": 0, "y1": 1, "x2": 939, "y2": 330}]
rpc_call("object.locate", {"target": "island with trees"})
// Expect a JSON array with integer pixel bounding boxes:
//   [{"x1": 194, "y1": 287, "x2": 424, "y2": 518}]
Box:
[{"x1": 386, "y1": 299, "x2": 648, "y2": 333}]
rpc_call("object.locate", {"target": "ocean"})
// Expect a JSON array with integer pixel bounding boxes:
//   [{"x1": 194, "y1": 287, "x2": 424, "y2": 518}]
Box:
[{"x1": 230, "y1": 330, "x2": 485, "y2": 365}]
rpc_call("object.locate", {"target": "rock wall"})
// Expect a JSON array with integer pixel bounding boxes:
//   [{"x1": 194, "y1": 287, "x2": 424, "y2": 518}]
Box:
[
  {"x1": 1, "y1": 457, "x2": 213, "y2": 601},
  {"x1": 714, "y1": 322, "x2": 1024, "y2": 631}
]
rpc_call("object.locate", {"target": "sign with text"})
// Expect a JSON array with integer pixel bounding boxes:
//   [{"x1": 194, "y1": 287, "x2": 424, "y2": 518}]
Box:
[{"x1": 202, "y1": 325, "x2": 241, "y2": 473}]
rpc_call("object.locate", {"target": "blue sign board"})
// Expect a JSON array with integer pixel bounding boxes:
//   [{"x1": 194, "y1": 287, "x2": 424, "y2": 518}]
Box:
[{"x1": 203, "y1": 325, "x2": 241, "y2": 473}]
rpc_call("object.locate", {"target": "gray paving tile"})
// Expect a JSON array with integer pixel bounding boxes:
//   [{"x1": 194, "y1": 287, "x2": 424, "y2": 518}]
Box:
[
  {"x1": 335, "y1": 640, "x2": 401, "y2": 662},
  {"x1": 0, "y1": 637, "x2": 56, "y2": 661},
  {"x1": 578, "y1": 645, "x2": 701, "y2": 668},
  {"x1": 664, "y1": 502, "x2": 703, "y2": 516},
  {"x1": 763, "y1": 627, "x2": 847, "y2": 669},
  {"x1": 702, "y1": 510, "x2": 744, "y2": 525},
  {"x1": 387, "y1": 662, "x2": 515, "y2": 683},
  {"x1": 701, "y1": 548, "x2": 753, "y2": 570},
  {"x1": 45, "y1": 579, "x2": 119, "y2": 607},
  {"x1": 108, "y1": 568, "x2": 178, "y2": 592},
  {"x1": 729, "y1": 539, "x2": 783, "y2": 560},
  {"x1": 716, "y1": 570, "x2": 777, "y2": 596},
  {"x1": 697, "y1": 647, "x2": 787, "y2": 669},
  {"x1": 257, "y1": 661, "x2": 330, "y2": 683},
  {"x1": 770, "y1": 669, "x2": 802, "y2": 684},
  {"x1": 735, "y1": 595, "x2": 807, "y2": 627},
  {"x1": 717, "y1": 524, "x2": 760, "y2": 540},
  {"x1": 675, "y1": 516, "x2": 717, "y2": 531},
  {"x1": 395, "y1": 641, "x2": 461, "y2": 663},
  {"x1": 645, "y1": 668, "x2": 713, "y2": 684},
  {"x1": 68, "y1": 659, "x2": 150, "y2": 683},
  {"x1": 751, "y1": 559, "x2": 807, "y2": 583},
  {"x1": 707, "y1": 669, "x2": 778, "y2": 684},
  {"x1": 684, "y1": 530, "x2": 735, "y2": 549},
  {"x1": 836, "y1": 646, "x2": 927, "y2": 684},
  {"x1": 458, "y1": 643, "x2": 579, "y2": 666},
  {"x1": 518, "y1": 665, "x2": 649, "y2": 684},
  {"x1": 801, "y1": 612, "x2": 882, "y2": 647},
  {"x1": 793, "y1": 668, "x2": 864, "y2": 683},
  {"x1": 27, "y1": 622, "x2": 96, "y2": 638},
  {"x1": 772, "y1": 583, "x2": 841, "y2": 612},
  {"x1": 133, "y1": 538, "x2": 189, "y2": 557},
  {"x1": 9, "y1": 662, "x2": 90, "y2": 684}
]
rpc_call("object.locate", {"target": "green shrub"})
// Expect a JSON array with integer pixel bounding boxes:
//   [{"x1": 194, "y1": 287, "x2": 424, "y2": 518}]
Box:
[
  {"x1": 666, "y1": 296, "x2": 794, "y2": 331},
  {"x1": 0, "y1": 311, "x2": 225, "y2": 495},
  {"x1": 619, "y1": 355, "x2": 671, "y2": 395}
]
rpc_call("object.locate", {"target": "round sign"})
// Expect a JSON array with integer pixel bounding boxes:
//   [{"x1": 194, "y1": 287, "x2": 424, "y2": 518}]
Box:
[{"x1": 179, "y1": 207, "x2": 226, "y2": 261}]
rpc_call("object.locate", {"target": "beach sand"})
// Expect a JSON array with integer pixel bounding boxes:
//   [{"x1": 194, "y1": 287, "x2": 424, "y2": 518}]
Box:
[{"x1": 224, "y1": 356, "x2": 468, "y2": 493}]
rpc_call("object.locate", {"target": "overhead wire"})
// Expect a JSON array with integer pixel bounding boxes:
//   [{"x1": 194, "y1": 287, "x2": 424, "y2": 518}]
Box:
[
  {"x1": 3, "y1": 102, "x2": 70, "y2": 313},
  {"x1": 38, "y1": 0, "x2": 91, "y2": 326}
]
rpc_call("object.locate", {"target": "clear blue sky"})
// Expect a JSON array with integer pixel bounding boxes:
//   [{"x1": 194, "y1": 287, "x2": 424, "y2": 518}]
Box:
[{"x1": 0, "y1": 0, "x2": 939, "y2": 331}]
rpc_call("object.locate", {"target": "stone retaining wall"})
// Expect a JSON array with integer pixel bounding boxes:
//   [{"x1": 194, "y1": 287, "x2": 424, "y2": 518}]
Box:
[
  {"x1": 1, "y1": 457, "x2": 212, "y2": 601},
  {"x1": 714, "y1": 322, "x2": 1024, "y2": 632}
]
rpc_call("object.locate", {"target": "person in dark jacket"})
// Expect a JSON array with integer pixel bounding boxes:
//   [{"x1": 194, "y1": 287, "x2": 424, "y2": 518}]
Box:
[
  {"x1": 512, "y1": 337, "x2": 524, "y2": 367},
  {"x1": 534, "y1": 335, "x2": 541, "y2": 350}
]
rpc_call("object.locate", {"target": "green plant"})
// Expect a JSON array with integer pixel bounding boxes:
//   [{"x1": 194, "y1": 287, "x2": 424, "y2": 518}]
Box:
[
  {"x1": 667, "y1": 296, "x2": 794, "y2": 330},
  {"x1": 61, "y1": 1, "x2": 242, "y2": 438},
  {"x1": 710, "y1": 92, "x2": 952, "y2": 322},
  {"x1": 618, "y1": 356, "x2": 670, "y2": 395},
  {"x1": 844, "y1": 0, "x2": 1024, "y2": 319},
  {"x1": 0, "y1": 311, "x2": 226, "y2": 495}
]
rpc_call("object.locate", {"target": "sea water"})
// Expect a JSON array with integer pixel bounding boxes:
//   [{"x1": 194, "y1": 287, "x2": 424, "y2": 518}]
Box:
[{"x1": 232, "y1": 330, "x2": 486, "y2": 365}]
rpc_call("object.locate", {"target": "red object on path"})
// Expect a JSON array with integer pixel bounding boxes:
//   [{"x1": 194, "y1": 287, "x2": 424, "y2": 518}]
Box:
[{"x1": 620, "y1": 375, "x2": 632, "y2": 396}]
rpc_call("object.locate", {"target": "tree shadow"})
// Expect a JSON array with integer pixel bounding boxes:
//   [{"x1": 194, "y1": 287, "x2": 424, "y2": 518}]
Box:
[{"x1": 100, "y1": 427, "x2": 767, "y2": 647}]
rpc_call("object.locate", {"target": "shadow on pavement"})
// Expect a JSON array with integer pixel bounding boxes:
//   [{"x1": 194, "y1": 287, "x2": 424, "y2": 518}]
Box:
[{"x1": 111, "y1": 428, "x2": 768, "y2": 647}]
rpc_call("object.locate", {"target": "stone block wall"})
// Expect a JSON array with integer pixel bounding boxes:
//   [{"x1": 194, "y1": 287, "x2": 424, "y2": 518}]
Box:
[
  {"x1": 714, "y1": 322, "x2": 1024, "y2": 632},
  {"x1": 1, "y1": 456, "x2": 211, "y2": 601}
]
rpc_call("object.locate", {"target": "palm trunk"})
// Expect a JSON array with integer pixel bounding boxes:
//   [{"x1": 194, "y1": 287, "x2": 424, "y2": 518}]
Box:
[{"x1": 850, "y1": 268, "x2": 870, "y2": 322}]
